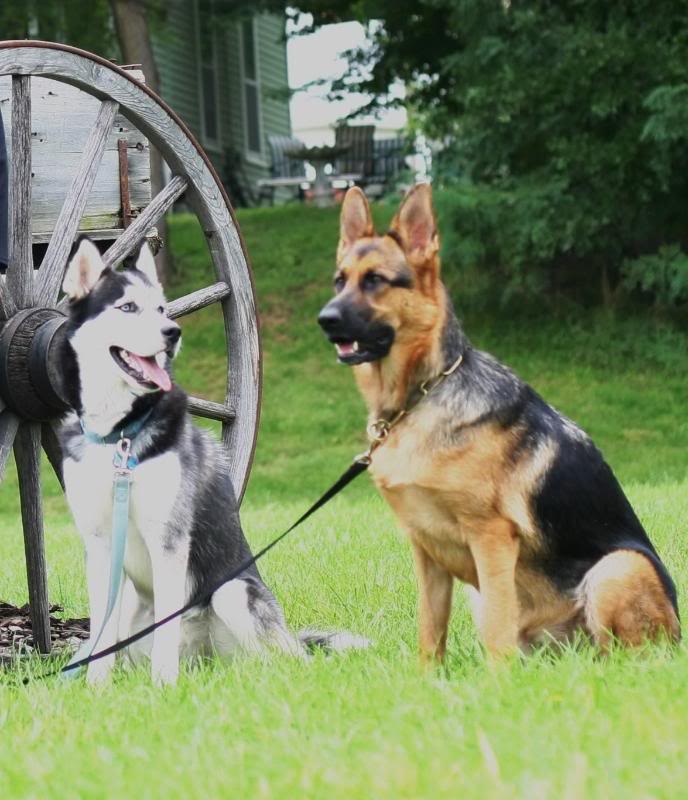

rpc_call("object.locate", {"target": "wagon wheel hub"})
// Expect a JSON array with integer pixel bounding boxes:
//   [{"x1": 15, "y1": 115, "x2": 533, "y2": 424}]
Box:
[{"x1": 0, "y1": 307, "x2": 69, "y2": 421}]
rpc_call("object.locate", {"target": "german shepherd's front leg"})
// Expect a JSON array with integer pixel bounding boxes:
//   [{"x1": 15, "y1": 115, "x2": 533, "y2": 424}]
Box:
[
  {"x1": 412, "y1": 543, "x2": 454, "y2": 663},
  {"x1": 468, "y1": 518, "x2": 520, "y2": 658}
]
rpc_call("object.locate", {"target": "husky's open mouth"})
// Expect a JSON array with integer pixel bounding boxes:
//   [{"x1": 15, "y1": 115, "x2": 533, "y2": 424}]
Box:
[{"x1": 110, "y1": 347, "x2": 172, "y2": 392}]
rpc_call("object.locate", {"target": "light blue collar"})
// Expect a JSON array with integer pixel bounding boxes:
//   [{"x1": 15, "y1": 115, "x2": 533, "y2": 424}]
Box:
[{"x1": 79, "y1": 407, "x2": 154, "y2": 445}]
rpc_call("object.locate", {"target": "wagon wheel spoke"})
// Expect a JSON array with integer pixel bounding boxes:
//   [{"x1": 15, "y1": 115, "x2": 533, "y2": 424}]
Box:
[
  {"x1": 103, "y1": 175, "x2": 188, "y2": 268},
  {"x1": 41, "y1": 420, "x2": 64, "y2": 490},
  {"x1": 186, "y1": 396, "x2": 235, "y2": 424},
  {"x1": 0, "y1": 282, "x2": 11, "y2": 322},
  {"x1": 0, "y1": 411, "x2": 20, "y2": 480},
  {"x1": 6, "y1": 75, "x2": 33, "y2": 311},
  {"x1": 167, "y1": 281, "x2": 231, "y2": 320},
  {"x1": 14, "y1": 423, "x2": 51, "y2": 653},
  {"x1": 36, "y1": 100, "x2": 120, "y2": 308},
  {"x1": 169, "y1": 282, "x2": 235, "y2": 426}
]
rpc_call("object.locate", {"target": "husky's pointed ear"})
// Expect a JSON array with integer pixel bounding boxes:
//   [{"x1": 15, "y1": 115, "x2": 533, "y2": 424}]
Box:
[
  {"x1": 62, "y1": 239, "x2": 108, "y2": 300},
  {"x1": 389, "y1": 183, "x2": 439, "y2": 264},
  {"x1": 136, "y1": 242, "x2": 161, "y2": 286},
  {"x1": 337, "y1": 187, "x2": 374, "y2": 262}
]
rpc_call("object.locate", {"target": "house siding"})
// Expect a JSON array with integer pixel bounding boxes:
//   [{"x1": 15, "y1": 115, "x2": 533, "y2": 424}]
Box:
[
  {"x1": 152, "y1": 2, "x2": 202, "y2": 139},
  {"x1": 153, "y1": 4, "x2": 291, "y2": 206}
]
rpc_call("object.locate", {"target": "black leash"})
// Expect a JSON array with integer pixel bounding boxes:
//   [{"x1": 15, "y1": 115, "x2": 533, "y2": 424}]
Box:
[
  {"x1": 29, "y1": 459, "x2": 368, "y2": 681},
  {"x1": 18, "y1": 356, "x2": 463, "y2": 683}
]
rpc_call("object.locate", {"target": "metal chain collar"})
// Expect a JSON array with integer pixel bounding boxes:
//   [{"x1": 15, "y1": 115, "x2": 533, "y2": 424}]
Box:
[{"x1": 355, "y1": 353, "x2": 464, "y2": 466}]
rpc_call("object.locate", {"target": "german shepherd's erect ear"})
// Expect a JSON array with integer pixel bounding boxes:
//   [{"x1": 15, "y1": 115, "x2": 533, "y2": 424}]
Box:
[
  {"x1": 388, "y1": 184, "x2": 440, "y2": 293},
  {"x1": 337, "y1": 186, "x2": 375, "y2": 263}
]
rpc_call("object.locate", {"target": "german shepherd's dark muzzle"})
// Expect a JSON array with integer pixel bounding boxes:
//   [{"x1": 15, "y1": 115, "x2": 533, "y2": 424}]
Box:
[{"x1": 318, "y1": 296, "x2": 395, "y2": 365}]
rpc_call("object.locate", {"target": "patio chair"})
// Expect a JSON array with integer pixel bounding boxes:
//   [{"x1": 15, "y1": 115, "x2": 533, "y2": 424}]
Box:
[
  {"x1": 257, "y1": 135, "x2": 307, "y2": 205},
  {"x1": 368, "y1": 136, "x2": 409, "y2": 197},
  {"x1": 334, "y1": 126, "x2": 408, "y2": 196},
  {"x1": 334, "y1": 124, "x2": 375, "y2": 185}
]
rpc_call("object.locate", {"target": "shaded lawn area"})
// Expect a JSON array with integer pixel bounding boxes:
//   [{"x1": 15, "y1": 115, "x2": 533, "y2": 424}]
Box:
[{"x1": 0, "y1": 203, "x2": 687, "y2": 799}]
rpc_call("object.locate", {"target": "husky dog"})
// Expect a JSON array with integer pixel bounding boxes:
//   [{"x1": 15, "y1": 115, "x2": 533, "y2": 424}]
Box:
[{"x1": 60, "y1": 239, "x2": 364, "y2": 685}]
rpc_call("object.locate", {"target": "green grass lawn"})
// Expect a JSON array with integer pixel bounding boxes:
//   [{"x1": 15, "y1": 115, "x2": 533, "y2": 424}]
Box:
[{"x1": 1, "y1": 203, "x2": 688, "y2": 799}]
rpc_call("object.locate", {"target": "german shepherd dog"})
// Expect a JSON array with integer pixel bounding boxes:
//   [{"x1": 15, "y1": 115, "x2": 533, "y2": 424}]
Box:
[{"x1": 318, "y1": 184, "x2": 680, "y2": 660}]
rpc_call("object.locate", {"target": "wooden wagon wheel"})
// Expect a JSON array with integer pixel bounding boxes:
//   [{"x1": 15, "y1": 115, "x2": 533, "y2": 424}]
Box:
[{"x1": 0, "y1": 41, "x2": 261, "y2": 654}]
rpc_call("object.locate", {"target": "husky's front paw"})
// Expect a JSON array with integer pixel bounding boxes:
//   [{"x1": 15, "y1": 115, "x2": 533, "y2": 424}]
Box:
[
  {"x1": 151, "y1": 660, "x2": 179, "y2": 687},
  {"x1": 86, "y1": 657, "x2": 115, "y2": 686}
]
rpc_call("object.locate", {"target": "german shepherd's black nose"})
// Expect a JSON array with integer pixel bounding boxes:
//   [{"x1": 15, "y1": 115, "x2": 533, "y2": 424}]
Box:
[
  {"x1": 317, "y1": 303, "x2": 343, "y2": 334},
  {"x1": 163, "y1": 325, "x2": 181, "y2": 344}
]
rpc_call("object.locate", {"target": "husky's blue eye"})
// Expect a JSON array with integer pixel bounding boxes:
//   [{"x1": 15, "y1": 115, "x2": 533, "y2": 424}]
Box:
[
  {"x1": 334, "y1": 275, "x2": 346, "y2": 293},
  {"x1": 118, "y1": 302, "x2": 138, "y2": 313}
]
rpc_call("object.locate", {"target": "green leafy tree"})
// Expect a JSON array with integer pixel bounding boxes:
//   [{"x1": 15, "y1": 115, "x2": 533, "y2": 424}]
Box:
[
  {"x1": 427, "y1": 1, "x2": 688, "y2": 304},
  {"x1": 262, "y1": 0, "x2": 688, "y2": 305},
  {"x1": 0, "y1": 0, "x2": 117, "y2": 57}
]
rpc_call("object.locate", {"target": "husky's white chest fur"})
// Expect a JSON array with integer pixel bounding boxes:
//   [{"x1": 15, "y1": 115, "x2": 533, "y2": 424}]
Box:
[{"x1": 63, "y1": 434, "x2": 183, "y2": 599}]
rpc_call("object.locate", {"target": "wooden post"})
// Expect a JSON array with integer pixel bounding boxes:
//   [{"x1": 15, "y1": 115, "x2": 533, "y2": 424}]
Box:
[{"x1": 118, "y1": 138, "x2": 133, "y2": 229}]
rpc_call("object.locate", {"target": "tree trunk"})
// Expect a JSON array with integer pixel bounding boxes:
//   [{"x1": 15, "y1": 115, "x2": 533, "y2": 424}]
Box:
[{"x1": 110, "y1": 0, "x2": 171, "y2": 283}]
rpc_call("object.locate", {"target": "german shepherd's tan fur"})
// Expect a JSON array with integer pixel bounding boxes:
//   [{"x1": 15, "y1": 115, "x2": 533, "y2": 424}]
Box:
[{"x1": 318, "y1": 184, "x2": 679, "y2": 661}]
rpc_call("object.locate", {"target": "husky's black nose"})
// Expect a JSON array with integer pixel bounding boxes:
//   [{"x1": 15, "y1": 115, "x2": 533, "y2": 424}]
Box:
[
  {"x1": 162, "y1": 325, "x2": 181, "y2": 344},
  {"x1": 317, "y1": 303, "x2": 343, "y2": 334}
]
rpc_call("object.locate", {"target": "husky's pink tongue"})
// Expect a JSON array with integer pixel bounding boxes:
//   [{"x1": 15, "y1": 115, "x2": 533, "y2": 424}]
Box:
[{"x1": 129, "y1": 353, "x2": 172, "y2": 392}]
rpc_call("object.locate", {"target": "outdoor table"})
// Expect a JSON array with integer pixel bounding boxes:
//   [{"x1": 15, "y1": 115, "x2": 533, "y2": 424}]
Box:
[{"x1": 286, "y1": 144, "x2": 350, "y2": 208}]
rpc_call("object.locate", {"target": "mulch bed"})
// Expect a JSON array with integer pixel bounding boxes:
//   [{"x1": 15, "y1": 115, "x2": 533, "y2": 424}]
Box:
[{"x1": 0, "y1": 602, "x2": 89, "y2": 665}]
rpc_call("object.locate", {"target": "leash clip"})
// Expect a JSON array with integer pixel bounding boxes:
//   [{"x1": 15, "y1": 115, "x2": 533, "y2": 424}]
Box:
[
  {"x1": 367, "y1": 408, "x2": 406, "y2": 443},
  {"x1": 367, "y1": 419, "x2": 391, "y2": 442},
  {"x1": 113, "y1": 435, "x2": 137, "y2": 475}
]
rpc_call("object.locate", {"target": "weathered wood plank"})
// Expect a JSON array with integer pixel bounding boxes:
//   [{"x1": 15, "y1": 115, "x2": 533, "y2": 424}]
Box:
[
  {"x1": 0, "y1": 46, "x2": 260, "y2": 499},
  {"x1": 7, "y1": 75, "x2": 33, "y2": 309},
  {"x1": 34, "y1": 225, "x2": 143, "y2": 246},
  {"x1": 14, "y1": 422, "x2": 51, "y2": 654},
  {"x1": 187, "y1": 396, "x2": 236, "y2": 423},
  {"x1": 37, "y1": 99, "x2": 120, "y2": 307},
  {"x1": 167, "y1": 281, "x2": 230, "y2": 319},
  {"x1": 28, "y1": 149, "x2": 150, "y2": 234},
  {"x1": 41, "y1": 420, "x2": 64, "y2": 490},
  {"x1": 0, "y1": 285, "x2": 11, "y2": 324},
  {"x1": 0, "y1": 410, "x2": 20, "y2": 480},
  {"x1": 103, "y1": 174, "x2": 188, "y2": 268},
  {"x1": 0, "y1": 71, "x2": 151, "y2": 242}
]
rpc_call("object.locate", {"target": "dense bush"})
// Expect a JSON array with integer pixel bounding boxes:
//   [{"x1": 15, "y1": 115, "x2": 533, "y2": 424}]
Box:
[{"x1": 427, "y1": 1, "x2": 688, "y2": 305}]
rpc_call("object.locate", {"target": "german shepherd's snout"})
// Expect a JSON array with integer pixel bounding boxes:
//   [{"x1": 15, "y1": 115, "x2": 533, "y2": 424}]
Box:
[
  {"x1": 318, "y1": 183, "x2": 679, "y2": 662},
  {"x1": 318, "y1": 294, "x2": 394, "y2": 366}
]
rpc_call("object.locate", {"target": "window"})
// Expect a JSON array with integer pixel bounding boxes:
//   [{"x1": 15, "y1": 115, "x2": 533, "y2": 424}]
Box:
[
  {"x1": 240, "y1": 17, "x2": 263, "y2": 159},
  {"x1": 197, "y1": 0, "x2": 220, "y2": 146}
]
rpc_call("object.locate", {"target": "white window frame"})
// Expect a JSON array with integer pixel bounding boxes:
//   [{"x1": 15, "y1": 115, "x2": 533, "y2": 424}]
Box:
[
  {"x1": 238, "y1": 15, "x2": 266, "y2": 165},
  {"x1": 195, "y1": 0, "x2": 221, "y2": 150}
]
